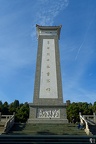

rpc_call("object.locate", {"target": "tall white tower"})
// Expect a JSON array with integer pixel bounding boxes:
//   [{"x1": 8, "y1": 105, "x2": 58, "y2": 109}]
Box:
[{"x1": 28, "y1": 25, "x2": 68, "y2": 123}]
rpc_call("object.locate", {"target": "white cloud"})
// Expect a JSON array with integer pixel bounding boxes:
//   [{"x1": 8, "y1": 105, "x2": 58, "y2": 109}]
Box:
[
  {"x1": 0, "y1": 0, "x2": 69, "y2": 79},
  {"x1": 31, "y1": 0, "x2": 69, "y2": 39},
  {"x1": 36, "y1": 0, "x2": 69, "y2": 25}
]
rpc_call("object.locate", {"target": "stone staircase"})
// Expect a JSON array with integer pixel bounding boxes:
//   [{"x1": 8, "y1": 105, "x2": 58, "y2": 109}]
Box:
[
  {"x1": 0, "y1": 135, "x2": 95, "y2": 144},
  {"x1": 0, "y1": 126, "x2": 4, "y2": 134},
  {"x1": 8, "y1": 123, "x2": 86, "y2": 135},
  {"x1": 0, "y1": 114, "x2": 15, "y2": 134},
  {"x1": 0, "y1": 122, "x2": 5, "y2": 134},
  {"x1": 1, "y1": 123, "x2": 95, "y2": 143},
  {"x1": 86, "y1": 118, "x2": 96, "y2": 135},
  {"x1": 88, "y1": 124, "x2": 96, "y2": 135}
]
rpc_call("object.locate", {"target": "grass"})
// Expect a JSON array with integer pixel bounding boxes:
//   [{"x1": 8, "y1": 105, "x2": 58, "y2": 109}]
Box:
[{"x1": 8, "y1": 123, "x2": 86, "y2": 135}]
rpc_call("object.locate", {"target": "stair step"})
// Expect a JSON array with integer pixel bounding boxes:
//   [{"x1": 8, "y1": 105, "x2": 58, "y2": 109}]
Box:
[
  {"x1": 88, "y1": 125, "x2": 96, "y2": 135},
  {"x1": 0, "y1": 141, "x2": 91, "y2": 143},
  {"x1": 8, "y1": 123, "x2": 86, "y2": 135},
  {"x1": 0, "y1": 135, "x2": 95, "y2": 144},
  {"x1": 0, "y1": 125, "x2": 4, "y2": 127}
]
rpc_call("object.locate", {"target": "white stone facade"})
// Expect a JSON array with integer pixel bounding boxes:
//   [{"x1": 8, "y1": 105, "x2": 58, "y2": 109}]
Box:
[{"x1": 39, "y1": 39, "x2": 58, "y2": 99}]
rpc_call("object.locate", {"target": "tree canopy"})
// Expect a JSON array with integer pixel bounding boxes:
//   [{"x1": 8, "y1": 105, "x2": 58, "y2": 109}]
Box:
[{"x1": 0, "y1": 100, "x2": 29, "y2": 123}]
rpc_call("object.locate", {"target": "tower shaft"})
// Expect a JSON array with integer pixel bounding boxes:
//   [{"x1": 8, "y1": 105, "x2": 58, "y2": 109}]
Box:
[{"x1": 28, "y1": 25, "x2": 68, "y2": 123}]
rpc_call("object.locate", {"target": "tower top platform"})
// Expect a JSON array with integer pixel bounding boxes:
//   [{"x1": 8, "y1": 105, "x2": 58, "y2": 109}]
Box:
[{"x1": 36, "y1": 24, "x2": 62, "y2": 39}]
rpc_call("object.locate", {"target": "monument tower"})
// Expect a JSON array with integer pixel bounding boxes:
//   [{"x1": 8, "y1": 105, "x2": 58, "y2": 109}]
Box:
[{"x1": 28, "y1": 24, "x2": 68, "y2": 123}]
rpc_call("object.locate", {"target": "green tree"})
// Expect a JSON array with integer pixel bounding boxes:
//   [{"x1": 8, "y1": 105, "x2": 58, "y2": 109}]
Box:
[
  {"x1": 13, "y1": 100, "x2": 19, "y2": 108},
  {"x1": 0, "y1": 101, "x2": 3, "y2": 112},
  {"x1": 66, "y1": 102, "x2": 94, "y2": 123},
  {"x1": 67, "y1": 102, "x2": 79, "y2": 122},
  {"x1": 2, "y1": 101, "x2": 9, "y2": 114},
  {"x1": 93, "y1": 101, "x2": 96, "y2": 113},
  {"x1": 9, "y1": 102, "x2": 16, "y2": 114},
  {"x1": 15, "y1": 102, "x2": 29, "y2": 122}
]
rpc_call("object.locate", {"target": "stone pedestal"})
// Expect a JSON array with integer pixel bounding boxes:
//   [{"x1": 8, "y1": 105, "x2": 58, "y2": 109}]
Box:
[{"x1": 28, "y1": 104, "x2": 67, "y2": 123}]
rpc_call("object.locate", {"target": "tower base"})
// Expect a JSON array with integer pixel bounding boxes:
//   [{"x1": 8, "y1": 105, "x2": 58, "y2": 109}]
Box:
[{"x1": 28, "y1": 103, "x2": 68, "y2": 123}]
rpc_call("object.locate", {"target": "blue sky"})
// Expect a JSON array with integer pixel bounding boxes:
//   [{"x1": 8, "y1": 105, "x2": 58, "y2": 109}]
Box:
[{"x1": 0, "y1": 0, "x2": 96, "y2": 104}]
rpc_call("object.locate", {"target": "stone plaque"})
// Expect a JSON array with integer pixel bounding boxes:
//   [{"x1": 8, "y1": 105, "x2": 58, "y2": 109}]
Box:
[{"x1": 38, "y1": 109, "x2": 60, "y2": 118}]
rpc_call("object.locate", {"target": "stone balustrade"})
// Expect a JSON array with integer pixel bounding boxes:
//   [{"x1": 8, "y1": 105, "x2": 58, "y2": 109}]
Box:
[
  {"x1": 0, "y1": 113, "x2": 15, "y2": 134},
  {"x1": 4, "y1": 114, "x2": 15, "y2": 133},
  {"x1": 82, "y1": 113, "x2": 96, "y2": 123},
  {"x1": 79, "y1": 112, "x2": 96, "y2": 135},
  {"x1": 79, "y1": 113, "x2": 91, "y2": 135}
]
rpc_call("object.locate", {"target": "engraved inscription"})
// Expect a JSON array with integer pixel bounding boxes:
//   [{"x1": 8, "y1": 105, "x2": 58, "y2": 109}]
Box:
[
  {"x1": 47, "y1": 65, "x2": 50, "y2": 68},
  {"x1": 46, "y1": 88, "x2": 50, "y2": 91},
  {"x1": 47, "y1": 53, "x2": 50, "y2": 56},
  {"x1": 38, "y1": 109, "x2": 60, "y2": 118},
  {"x1": 47, "y1": 41, "x2": 49, "y2": 44},
  {"x1": 47, "y1": 72, "x2": 50, "y2": 76},
  {"x1": 46, "y1": 79, "x2": 50, "y2": 83}
]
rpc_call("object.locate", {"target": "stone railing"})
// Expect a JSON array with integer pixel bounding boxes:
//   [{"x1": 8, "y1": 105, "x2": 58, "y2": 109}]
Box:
[
  {"x1": 3, "y1": 114, "x2": 15, "y2": 133},
  {"x1": 0, "y1": 113, "x2": 15, "y2": 134},
  {"x1": 79, "y1": 112, "x2": 91, "y2": 135},
  {"x1": 83, "y1": 113, "x2": 96, "y2": 123}
]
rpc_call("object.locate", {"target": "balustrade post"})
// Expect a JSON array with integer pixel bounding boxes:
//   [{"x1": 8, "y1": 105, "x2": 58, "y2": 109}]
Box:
[
  {"x1": 13, "y1": 112, "x2": 15, "y2": 116},
  {"x1": 79, "y1": 112, "x2": 81, "y2": 115},
  {"x1": 6, "y1": 115, "x2": 7, "y2": 121},
  {"x1": 13, "y1": 112, "x2": 15, "y2": 122},
  {"x1": 93, "y1": 112, "x2": 96, "y2": 123}
]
